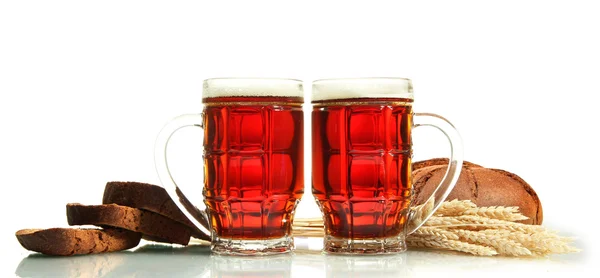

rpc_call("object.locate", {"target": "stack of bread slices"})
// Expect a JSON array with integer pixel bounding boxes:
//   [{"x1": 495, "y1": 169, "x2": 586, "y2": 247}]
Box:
[{"x1": 16, "y1": 182, "x2": 209, "y2": 256}]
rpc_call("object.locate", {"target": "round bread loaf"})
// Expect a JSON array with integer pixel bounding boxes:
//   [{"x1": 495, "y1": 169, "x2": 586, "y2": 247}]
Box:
[{"x1": 412, "y1": 158, "x2": 543, "y2": 225}]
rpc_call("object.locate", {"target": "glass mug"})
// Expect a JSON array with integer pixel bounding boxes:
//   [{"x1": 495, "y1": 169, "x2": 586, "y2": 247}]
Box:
[
  {"x1": 155, "y1": 78, "x2": 304, "y2": 255},
  {"x1": 311, "y1": 78, "x2": 463, "y2": 254}
]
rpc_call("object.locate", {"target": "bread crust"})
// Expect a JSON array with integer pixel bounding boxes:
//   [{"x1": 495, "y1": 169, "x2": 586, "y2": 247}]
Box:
[{"x1": 412, "y1": 158, "x2": 543, "y2": 224}]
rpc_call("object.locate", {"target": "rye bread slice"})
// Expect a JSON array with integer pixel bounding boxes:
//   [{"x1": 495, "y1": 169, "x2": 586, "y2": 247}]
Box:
[
  {"x1": 102, "y1": 181, "x2": 210, "y2": 241},
  {"x1": 66, "y1": 203, "x2": 191, "y2": 245},
  {"x1": 15, "y1": 228, "x2": 141, "y2": 256}
]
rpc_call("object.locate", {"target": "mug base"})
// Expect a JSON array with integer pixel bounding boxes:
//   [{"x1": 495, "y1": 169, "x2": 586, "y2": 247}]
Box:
[
  {"x1": 211, "y1": 235, "x2": 294, "y2": 256},
  {"x1": 323, "y1": 235, "x2": 407, "y2": 255}
]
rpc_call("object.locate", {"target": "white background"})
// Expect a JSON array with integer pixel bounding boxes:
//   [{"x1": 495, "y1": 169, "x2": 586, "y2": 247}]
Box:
[{"x1": 1, "y1": 0, "x2": 598, "y2": 276}]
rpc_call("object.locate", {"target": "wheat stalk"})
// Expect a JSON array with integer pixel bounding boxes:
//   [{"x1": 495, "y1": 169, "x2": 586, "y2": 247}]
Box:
[
  {"x1": 406, "y1": 237, "x2": 498, "y2": 256},
  {"x1": 292, "y1": 200, "x2": 579, "y2": 257},
  {"x1": 412, "y1": 226, "x2": 460, "y2": 241},
  {"x1": 463, "y1": 206, "x2": 529, "y2": 221},
  {"x1": 422, "y1": 215, "x2": 545, "y2": 233},
  {"x1": 478, "y1": 229, "x2": 579, "y2": 255},
  {"x1": 435, "y1": 199, "x2": 477, "y2": 216},
  {"x1": 422, "y1": 216, "x2": 472, "y2": 226},
  {"x1": 452, "y1": 229, "x2": 531, "y2": 256}
]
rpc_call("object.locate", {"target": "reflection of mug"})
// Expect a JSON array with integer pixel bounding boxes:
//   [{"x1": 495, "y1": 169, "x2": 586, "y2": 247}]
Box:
[
  {"x1": 311, "y1": 78, "x2": 463, "y2": 254},
  {"x1": 324, "y1": 253, "x2": 408, "y2": 278},
  {"x1": 209, "y1": 254, "x2": 293, "y2": 278},
  {"x1": 155, "y1": 78, "x2": 305, "y2": 255}
]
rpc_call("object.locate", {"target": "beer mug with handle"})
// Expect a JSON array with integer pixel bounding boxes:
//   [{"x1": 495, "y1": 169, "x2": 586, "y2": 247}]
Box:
[
  {"x1": 311, "y1": 78, "x2": 463, "y2": 254},
  {"x1": 155, "y1": 78, "x2": 305, "y2": 255}
]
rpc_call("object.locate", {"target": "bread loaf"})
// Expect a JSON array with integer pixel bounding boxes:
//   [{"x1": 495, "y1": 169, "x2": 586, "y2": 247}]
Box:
[
  {"x1": 15, "y1": 228, "x2": 141, "y2": 256},
  {"x1": 412, "y1": 158, "x2": 543, "y2": 225}
]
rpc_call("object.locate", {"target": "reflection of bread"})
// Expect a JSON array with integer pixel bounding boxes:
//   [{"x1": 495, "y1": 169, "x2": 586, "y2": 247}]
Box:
[
  {"x1": 66, "y1": 203, "x2": 191, "y2": 245},
  {"x1": 15, "y1": 252, "x2": 126, "y2": 278},
  {"x1": 15, "y1": 228, "x2": 141, "y2": 256},
  {"x1": 102, "y1": 181, "x2": 209, "y2": 241},
  {"x1": 16, "y1": 245, "x2": 212, "y2": 277},
  {"x1": 412, "y1": 158, "x2": 543, "y2": 224}
]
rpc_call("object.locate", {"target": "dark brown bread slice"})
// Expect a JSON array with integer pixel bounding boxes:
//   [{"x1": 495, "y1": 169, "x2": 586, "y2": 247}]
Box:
[
  {"x1": 66, "y1": 203, "x2": 191, "y2": 245},
  {"x1": 412, "y1": 158, "x2": 543, "y2": 225},
  {"x1": 15, "y1": 228, "x2": 141, "y2": 256},
  {"x1": 102, "y1": 181, "x2": 210, "y2": 241}
]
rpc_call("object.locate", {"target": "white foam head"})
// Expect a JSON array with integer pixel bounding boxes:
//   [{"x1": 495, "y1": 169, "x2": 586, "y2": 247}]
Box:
[
  {"x1": 203, "y1": 78, "x2": 304, "y2": 98},
  {"x1": 312, "y1": 78, "x2": 413, "y2": 102}
]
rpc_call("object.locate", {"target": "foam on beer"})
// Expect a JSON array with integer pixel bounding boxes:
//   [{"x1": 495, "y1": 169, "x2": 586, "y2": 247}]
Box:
[
  {"x1": 312, "y1": 78, "x2": 414, "y2": 102},
  {"x1": 203, "y1": 78, "x2": 304, "y2": 98}
]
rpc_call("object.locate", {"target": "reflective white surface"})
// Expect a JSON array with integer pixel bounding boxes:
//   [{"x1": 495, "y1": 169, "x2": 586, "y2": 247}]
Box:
[
  {"x1": 2, "y1": 1, "x2": 599, "y2": 277},
  {"x1": 9, "y1": 237, "x2": 588, "y2": 278}
]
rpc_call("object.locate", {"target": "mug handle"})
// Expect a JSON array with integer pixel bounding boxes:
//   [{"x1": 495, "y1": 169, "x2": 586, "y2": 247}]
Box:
[
  {"x1": 154, "y1": 113, "x2": 212, "y2": 238},
  {"x1": 407, "y1": 112, "x2": 464, "y2": 234}
]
